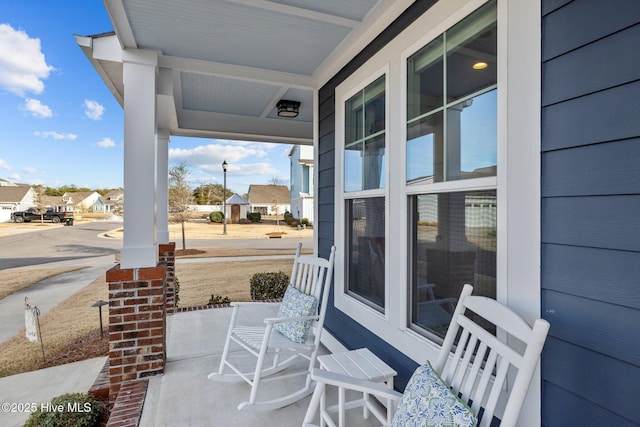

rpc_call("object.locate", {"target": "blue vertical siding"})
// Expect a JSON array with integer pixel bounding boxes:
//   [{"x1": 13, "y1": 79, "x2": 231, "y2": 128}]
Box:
[{"x1": 541, "y1": 1, "x2": 640, "y2": 425}]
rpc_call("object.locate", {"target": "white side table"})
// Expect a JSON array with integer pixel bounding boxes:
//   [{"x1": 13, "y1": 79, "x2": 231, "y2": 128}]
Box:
[{"x1": 317, "y1": 348, "x2": 397, "y2": 427}]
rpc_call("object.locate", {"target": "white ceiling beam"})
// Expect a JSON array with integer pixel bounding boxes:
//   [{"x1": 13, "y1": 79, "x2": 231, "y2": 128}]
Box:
[
  {"x1": 261, "y1": 87, "x2": 290, "y2": 118},
  {"x1": 176, "y1": 108, "x2": 312, "y2": 143},
  {"x1": 159, "y1": 54, "x2": 318, "y2": 89},
  {"x1": 226, "y1": 0, "x2": 361, "y2": 28},
  {"x1": 103, "y1": 0, "x2": 137, "y2": 48}
]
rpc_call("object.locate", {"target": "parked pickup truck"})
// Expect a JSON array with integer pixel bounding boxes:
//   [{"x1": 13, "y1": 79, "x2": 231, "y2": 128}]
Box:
[{"x1": 11, "y1": 208, "x2": 73, "y2": 224}]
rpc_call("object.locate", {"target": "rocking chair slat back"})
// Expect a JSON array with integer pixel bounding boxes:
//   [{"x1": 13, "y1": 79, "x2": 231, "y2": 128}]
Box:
[{"x1": 434, "y1": 285, "x2": 550, "y2": 427}]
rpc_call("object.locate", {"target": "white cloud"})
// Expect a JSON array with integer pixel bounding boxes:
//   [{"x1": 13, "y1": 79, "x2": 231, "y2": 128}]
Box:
[
  {"x1": 169, "y1": 143, "x2": 267, "y2": 168},
  {"x1": 0, "y1": 158, "x2": 10, "y2": 170},
  {"x1": 34, "y1": 131, "x2": 77, "y2": 140},
  {"x1": 96, "y1": 137, "x2": 115, "y2": 148},
  {"x1": 23, "y1": 166, "x2": 39, "y2": 174},
  {"x1": 9, "y1": 173, "x2": 21, "y2": 181},
  {"x1": 21, "y1": 98, "x2": 52, "y2": 118},
  {"x1": 0, "y1": 24, "x2": 54, "y2": 96},
  {"x1": 84, "y1": 99, "x2": 104, "y2": 120}
]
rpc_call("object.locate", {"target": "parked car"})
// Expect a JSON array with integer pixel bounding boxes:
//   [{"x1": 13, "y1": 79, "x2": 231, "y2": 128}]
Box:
[{"x1": 11, "y1": 208, "x2": 73, "y2": 224}]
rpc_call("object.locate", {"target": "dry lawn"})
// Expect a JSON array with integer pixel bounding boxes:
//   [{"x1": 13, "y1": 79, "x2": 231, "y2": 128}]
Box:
[
  {"x1": 0, "y1": 276, "x2": 109, "y2": 378},
  {"x1": 0, "y1": 266, "x2": 86, "y2": 300}
]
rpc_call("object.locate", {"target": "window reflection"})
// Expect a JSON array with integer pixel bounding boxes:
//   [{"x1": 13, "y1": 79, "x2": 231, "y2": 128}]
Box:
[
  {"x1": 410, "y1": 191, "x2": 496, "y2": 338},
  {"x1": 406, "y1": 0, "x2": 497, "y2": 185},
  {"x1": 347, "y1": 197, "x2": 385, "y2": 310}
]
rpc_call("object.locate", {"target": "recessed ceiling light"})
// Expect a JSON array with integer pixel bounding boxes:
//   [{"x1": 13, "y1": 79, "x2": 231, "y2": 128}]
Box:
[{"x1": 473, "y1": 62, "x2": 488, "y2": 70}]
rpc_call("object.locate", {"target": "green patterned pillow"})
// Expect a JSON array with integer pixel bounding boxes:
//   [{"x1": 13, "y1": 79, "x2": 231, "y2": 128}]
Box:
[
  {"x1": 274, "y1": 284, "x2": 317, "y2": 343},
  {"x1": 391, "y1": 360, "x2": 477, "y2": 427}
]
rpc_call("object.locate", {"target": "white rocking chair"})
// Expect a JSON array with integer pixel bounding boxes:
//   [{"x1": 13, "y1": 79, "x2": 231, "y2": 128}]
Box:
[
  {"x1": 303, "y1": 284, "x2": 550, "y2": 427},
  {"x1": 209, "y1": 243, "x2": 336, "y2": 411}
]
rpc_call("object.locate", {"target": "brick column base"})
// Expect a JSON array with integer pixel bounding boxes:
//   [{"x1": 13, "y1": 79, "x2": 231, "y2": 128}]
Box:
[{"x1": 106, "y1": 264, "x2": 166, "y2": 406}]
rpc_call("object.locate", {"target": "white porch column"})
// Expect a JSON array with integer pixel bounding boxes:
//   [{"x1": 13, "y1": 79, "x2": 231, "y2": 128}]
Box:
[
  {"x1": 121, "y1": 49, "x2": 159, "y2": 268},
  {"x1": 157, "y1": 130, "x2": 170, "y2": 244}
]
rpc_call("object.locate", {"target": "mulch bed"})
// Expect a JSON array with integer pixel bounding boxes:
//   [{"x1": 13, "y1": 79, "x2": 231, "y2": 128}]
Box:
[{"x1": 42, "y1": 328, "x2": 109, "y2": 369}]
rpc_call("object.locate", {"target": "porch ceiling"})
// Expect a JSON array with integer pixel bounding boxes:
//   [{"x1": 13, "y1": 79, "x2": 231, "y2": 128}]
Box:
[{"x1": 76, "y1": 0, "x2": 414, "y2": 145}]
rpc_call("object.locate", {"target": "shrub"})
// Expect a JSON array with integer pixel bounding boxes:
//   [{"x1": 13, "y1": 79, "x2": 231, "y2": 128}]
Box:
[
  {"x1": 24, "y1": 393, "x2": 106, "y2": 427},
  {"x1": 290, "y1": 220, "x2": 300, "y2": 228},
  {"x1": 247, "y1": 212, "x2": 261, "y2": 222},
  {"x1": 283, "y1": 211, "x2": 294, "y2": 225},
  {"x1": 301, "y1": 218, "x2": 309, "y2": 225},
  {"x1": 208, "y1": 294, "x2": 231, "y2": 305},
  {"x1": 250, "y1": 271, "x2": 290, "y2": 300},
  {"x1": 209, "y1": 211, "x2": 224, "y2": 223}
]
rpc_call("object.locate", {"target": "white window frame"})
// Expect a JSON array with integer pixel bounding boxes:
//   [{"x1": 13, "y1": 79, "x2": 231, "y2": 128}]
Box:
[
  {"x1": 333, "y1": 0, "x2": 540, "y2": 422},
  {"x1": 335, "y1": 64, "x2": 390, "y2": 320}
]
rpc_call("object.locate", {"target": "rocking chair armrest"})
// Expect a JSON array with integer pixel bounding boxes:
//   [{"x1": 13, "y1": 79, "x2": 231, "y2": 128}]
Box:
[
  {"x1": 230, "y1": 301, "x2": 280, "y2": 307},
  {"x1": 310, "y1": 368, "x2": 403, "y2": 402},
  {"x1": 264, "y1": 314, "x2": 320, "y2": 325}
]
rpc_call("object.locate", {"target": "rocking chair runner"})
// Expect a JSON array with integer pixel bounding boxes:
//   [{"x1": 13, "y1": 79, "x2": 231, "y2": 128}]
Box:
[
  {"x1": 303, "y1": 284, "x2": 550, "y2": 427},
  {"x1": 209, "y1": 243, "x2": 336, "y2": 411}
]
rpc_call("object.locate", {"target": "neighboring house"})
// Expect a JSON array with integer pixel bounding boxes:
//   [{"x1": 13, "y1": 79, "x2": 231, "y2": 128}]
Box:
[
  {"x1": 41, "y1": 195, "x2": 66, "y2": 212},
  {"x1": 103, "y1": 190, "x2": 124, "y2": 213},
  {"x1": 62, "y1": 191, "x2": 102, "y2": 212},
  {"x1": 247, "y1": 185, "x2": 290, "y2": 216},
  {"x1": 0, "y1": 184, "x2": 36, "y2": 222},
  {"x1": 79, "y1": 1, "x2": 640, "y2": 425},
  {"x1": 0, "y1": 178, "x2": 19, "y2": 187},
  {"x1": 289, "y1": 145, "x2": 314, "y2": 224}
]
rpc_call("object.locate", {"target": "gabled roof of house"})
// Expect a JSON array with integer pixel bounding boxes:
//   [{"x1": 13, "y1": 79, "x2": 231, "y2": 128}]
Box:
[
  {"x1": 64, "y1": 191, "x2": 99, "y2": 204},
  {"x1": 0, "y1": 185, "x2": 31, "y2": 203},
  {"x1": 41, "y1": 195, "x2": 64, "y2": 207},
  {"x1": 247, "y1": 185, "x2": 290, "y2": 204},
  {"x1": 226, "y1": 193, "x2": 249, "y2": 205}
]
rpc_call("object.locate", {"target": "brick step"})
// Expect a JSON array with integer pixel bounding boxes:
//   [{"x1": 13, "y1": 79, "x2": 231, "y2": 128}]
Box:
[
  {"x1": 106, "y1": 379, "x2": 148, "y2": 427},
  {"x1": 88, "y1": 359, "x2": 110, "y2": 400}
]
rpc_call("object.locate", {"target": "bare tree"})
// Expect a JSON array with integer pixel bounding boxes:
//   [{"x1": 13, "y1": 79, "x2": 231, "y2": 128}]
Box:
[
  {"x1": 32, "y1": 185, "x2": 47, "y2": 223},
  {"x1": 269, "y1": 175, "x2": 285, "y2": 186},
  {"x1": 169, "y1": 163, "x2": 193, "y2": 250}
]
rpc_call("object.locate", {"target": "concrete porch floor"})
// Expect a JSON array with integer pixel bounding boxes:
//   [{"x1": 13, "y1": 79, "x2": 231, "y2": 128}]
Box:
[{"x1": 139, "y1": 305, "x2": 385, "y2": 427}]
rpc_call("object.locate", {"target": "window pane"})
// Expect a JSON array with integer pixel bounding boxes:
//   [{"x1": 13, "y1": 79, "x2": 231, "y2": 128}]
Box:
[
  {"x1": 410, "y1": 191, "x2": 496, "y2": 338},
  {"x1": 344, "y1": 76, "x2": 386, "y2": 192},
  {"x1": 345, "y1": 142, "x2": 363, "y2": 192},
  {"x1": 445, "y1": 89, "x2": 497, "y2": 180},
  {"x1": 407, "y1": 111, "x2": 443, "y2": 184},
  {"x1": 348, "y1": 197, "x2": 385, "y2": 310},
  {"x1": 345, "y1": 93, "x2": 363, "y2": 145},
  {"x1": 363, "y1": 134, "x2": 386, "y2": 190},
  {"x1": 446, "y1": 1, "x2": 497, "y2": 102},
  {"x1": 407, "y1": 35, "x2": 444, "y2": 121},
  {"x1": 364, "y1": 76, "x2": 386, "y2": 137}
]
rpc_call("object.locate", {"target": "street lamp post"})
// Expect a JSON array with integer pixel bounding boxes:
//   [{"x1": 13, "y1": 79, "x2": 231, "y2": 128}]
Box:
[{"x1": 222, "y1": 160, "x2": 228, "y2": 235}]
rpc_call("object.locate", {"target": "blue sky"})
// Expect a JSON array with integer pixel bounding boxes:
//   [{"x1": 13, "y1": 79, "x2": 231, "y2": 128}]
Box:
[{"x1": 0, "y1": 1, "x2": 293, "y2": 195}]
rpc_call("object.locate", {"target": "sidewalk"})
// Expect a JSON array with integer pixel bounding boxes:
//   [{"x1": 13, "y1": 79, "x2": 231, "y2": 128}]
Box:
[{"x1": 0, "y1": 255, "x2": 117, "y2": 344}]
